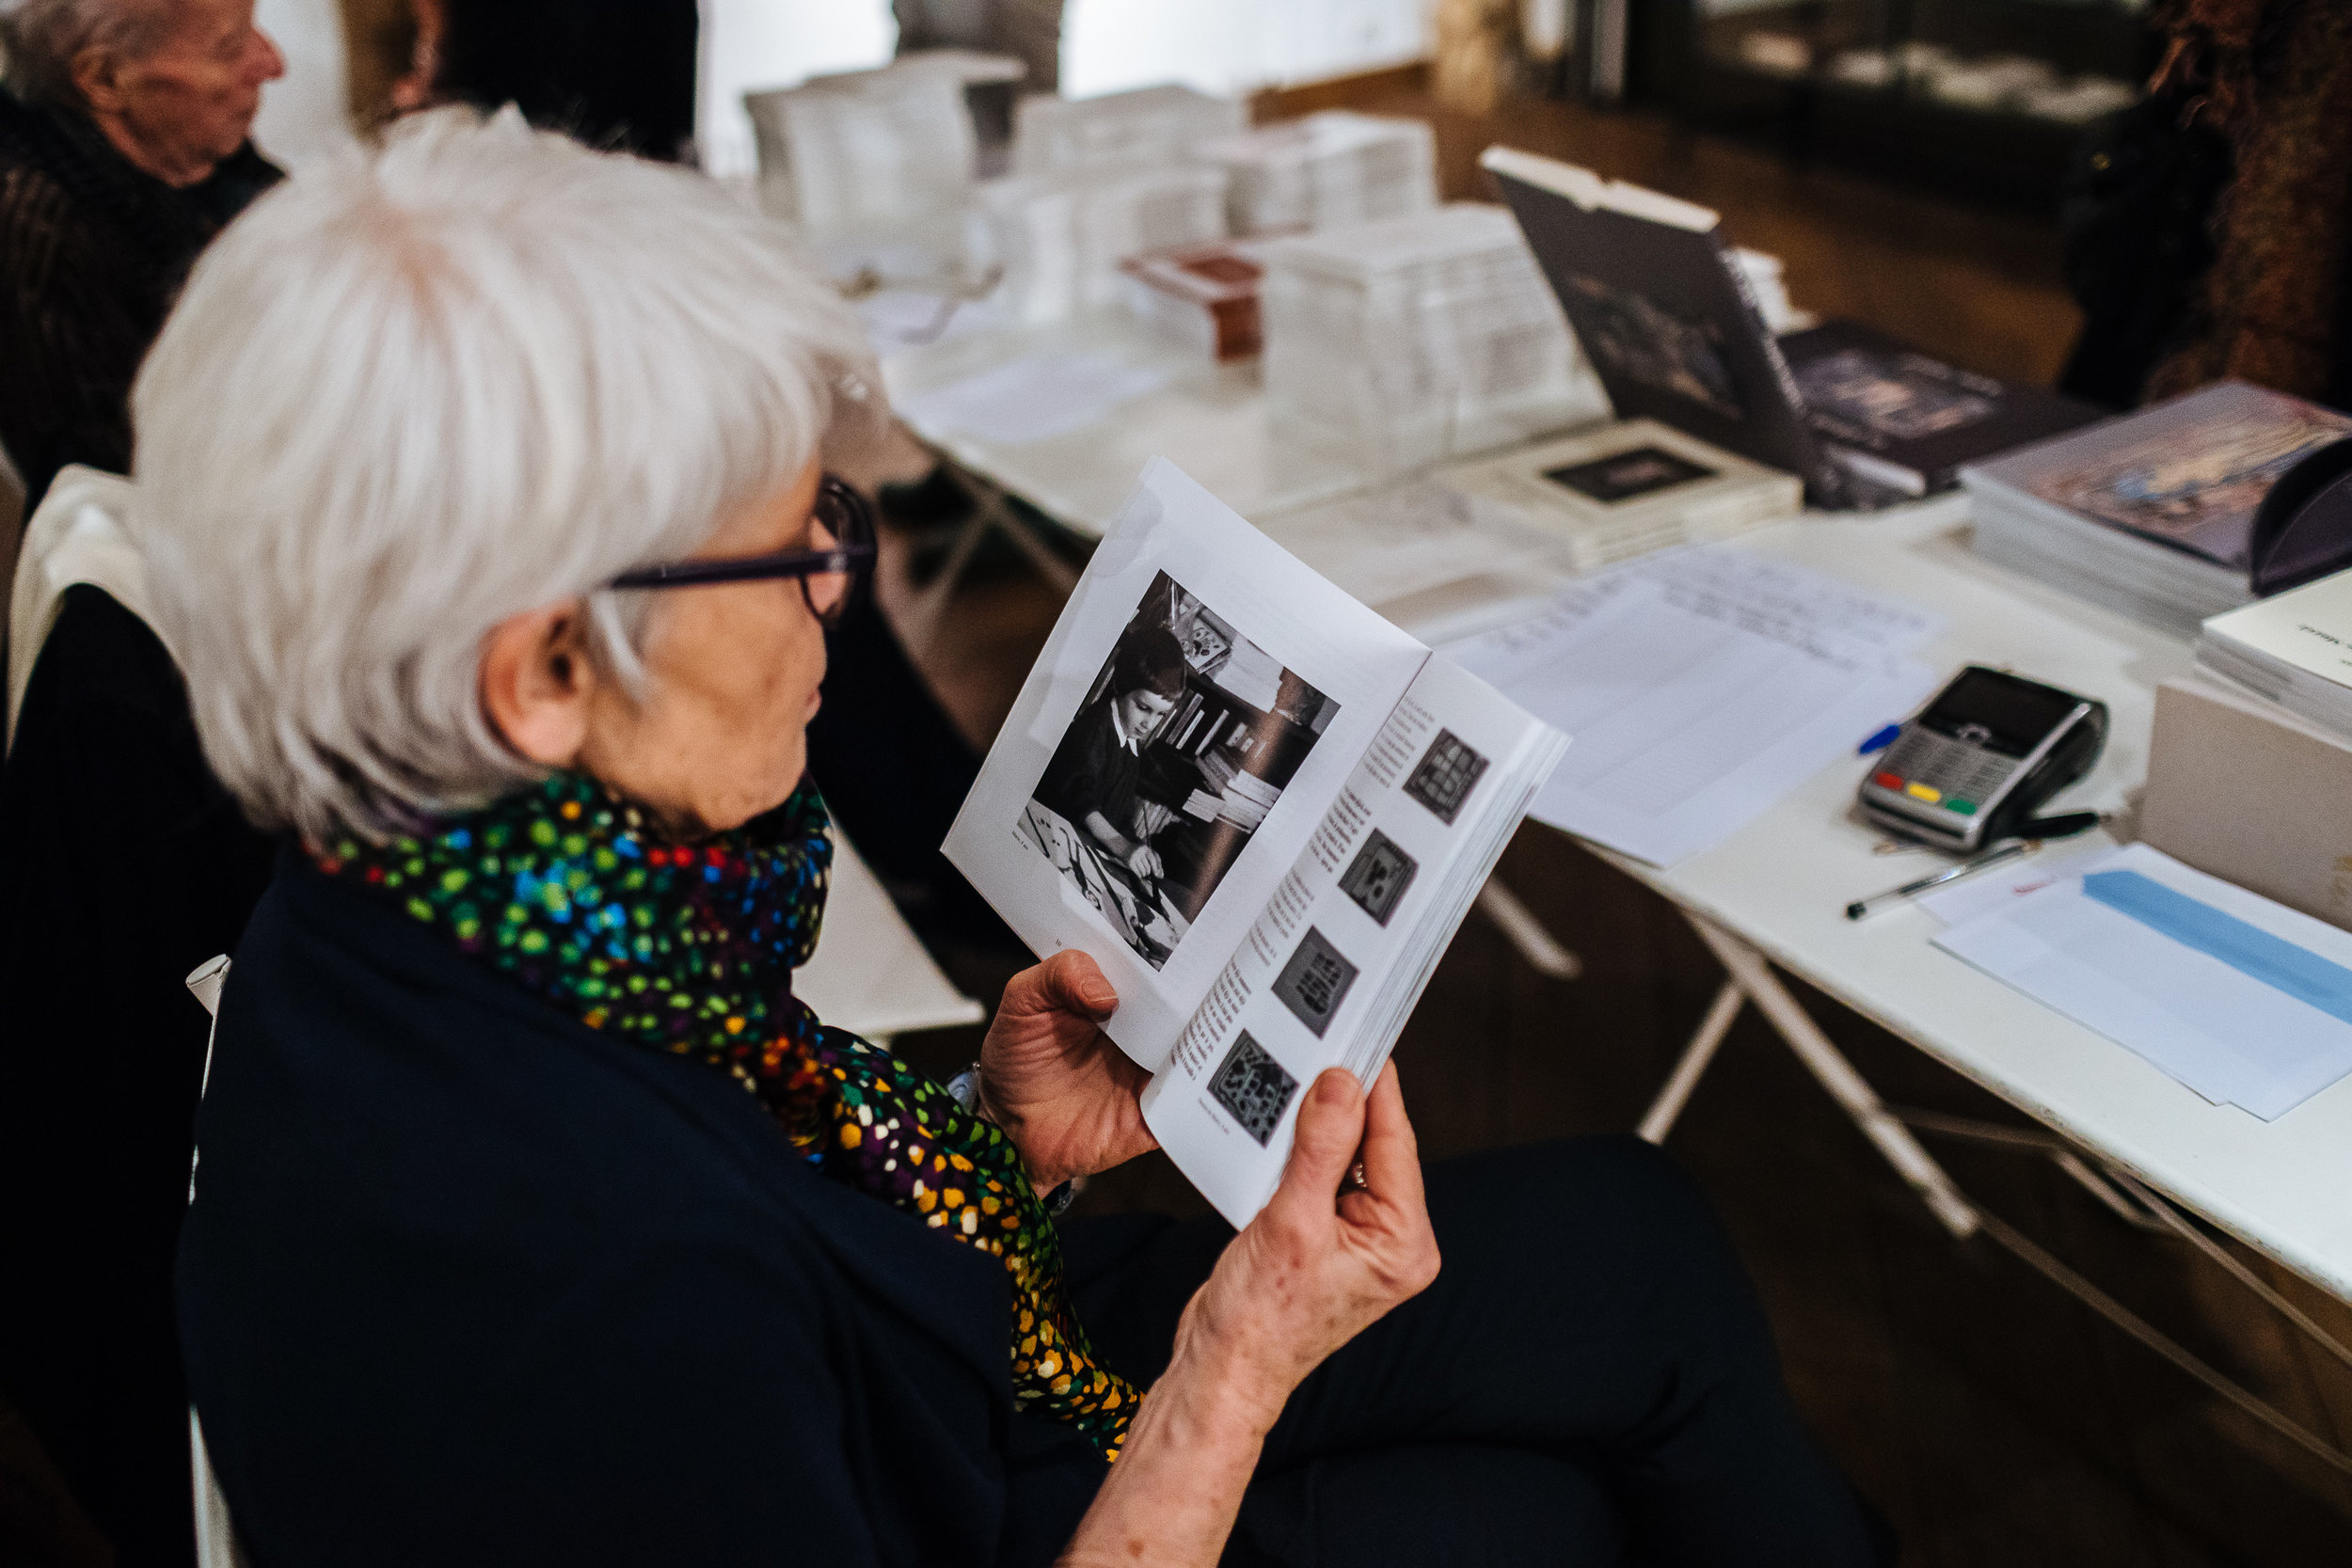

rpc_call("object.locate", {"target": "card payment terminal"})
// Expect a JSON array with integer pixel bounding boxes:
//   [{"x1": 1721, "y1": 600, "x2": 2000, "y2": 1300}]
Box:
[{"x1": 1859, "y1": 667, "x2": 2107, "y2": 855}]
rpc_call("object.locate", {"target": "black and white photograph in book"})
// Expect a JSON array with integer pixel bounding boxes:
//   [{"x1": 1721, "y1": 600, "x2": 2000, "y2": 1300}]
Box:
[
  {"x1": 1019, "y1": 571, "x2": 1341, "y2": 970},
  {"x1": 1207, "y1": 1032, "x2": 1299, "y2": 1146}
]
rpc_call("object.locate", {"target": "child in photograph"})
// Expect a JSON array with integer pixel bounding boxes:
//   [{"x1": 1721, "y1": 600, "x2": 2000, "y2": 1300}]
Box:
[{"x1": 1034, "y1": 626, "x2": 1191, "y2": 882}]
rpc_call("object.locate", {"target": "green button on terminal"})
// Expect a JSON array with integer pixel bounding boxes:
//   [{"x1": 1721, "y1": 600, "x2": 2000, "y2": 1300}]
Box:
[{"x1": 1944, "y1": 799, "x2": 1978, "y2": 816}]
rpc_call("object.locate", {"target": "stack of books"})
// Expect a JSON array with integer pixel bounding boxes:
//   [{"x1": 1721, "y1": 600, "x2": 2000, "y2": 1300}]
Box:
[
  {"x1": 1260, "y1": 203, "x2": 1594, "y2": 478},
  {"x1": 2197, "y1": 567, "x2": 2352, "y2": 738},
  {"x1": 1120, "y1": 239, "x2": 1270, "y2": 361},
  {"x1": 744, "y1": 69, "x2": 975, "y2": 236},
  {"x1": 1011, "y1": 84, "x2": 1246, "y2": 176},
  {"x1": 1199, "y1": 112, "x2": 1438, "y2": 236},
  {"x1": 977, "y1": 164, "x2": 1230, "y2": 325},
  {"x1": 1960, "y1": 381, "x2": 2352, "y2": 636}
]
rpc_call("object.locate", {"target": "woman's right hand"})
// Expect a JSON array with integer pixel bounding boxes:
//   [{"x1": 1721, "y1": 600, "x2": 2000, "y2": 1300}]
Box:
[
  {"x1": 1058, "y1": 1064, "x2": 1436, "y2": 1568},
  {"x1": 1174, "y1": 1062, "x2": 1440, "y2": 1428}
]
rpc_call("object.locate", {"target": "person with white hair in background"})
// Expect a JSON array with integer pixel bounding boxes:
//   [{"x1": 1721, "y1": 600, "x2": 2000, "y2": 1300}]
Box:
[
  {"x1": 0, "y1": 5, "x2": 284, "y2": 1563},
  {"x1": 155, "y1": 111, "x2": 1891, "y2": 1568},
  {"x1": 0, "y1": 0, "x2": 283, "y2": 510}
]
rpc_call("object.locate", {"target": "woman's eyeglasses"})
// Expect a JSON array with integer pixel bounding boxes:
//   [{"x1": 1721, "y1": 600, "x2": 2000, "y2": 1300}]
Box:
[{"x1": 607, "y1": 474, "x2": 878, "y2": 627}]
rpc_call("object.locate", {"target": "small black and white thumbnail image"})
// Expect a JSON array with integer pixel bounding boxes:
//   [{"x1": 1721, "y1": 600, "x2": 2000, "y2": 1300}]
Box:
[
  {"x1": 1339, "y1": 831, "x2": 1418, "y2": 927},
  {"x1": 1403, "y1": 730, "x2": 1490, "y2": 826},
  {"x1": 1208, "y1": 1032, "x2": 1300, "y2": 1146},
  {"x1": 1272, "y1": 927, "x2": 1360, "y2": 1039},
  {"x1": 1546, "y1": 445, "x2": 1714, "y2": 504},
  {"x1": 1020, "y1": 571, "x2": 1341, "y2": 971}
]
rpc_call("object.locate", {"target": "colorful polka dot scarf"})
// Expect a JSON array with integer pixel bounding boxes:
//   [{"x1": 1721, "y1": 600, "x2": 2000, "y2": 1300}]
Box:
[{"x1": 313, "y1": 771, "x2": 1139, "y2": 1458}]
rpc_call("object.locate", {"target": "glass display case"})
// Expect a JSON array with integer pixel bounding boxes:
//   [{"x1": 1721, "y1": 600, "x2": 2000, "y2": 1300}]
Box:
[{"x1": 1628, "y1": 0, "x2": 2159, "y2": 211}]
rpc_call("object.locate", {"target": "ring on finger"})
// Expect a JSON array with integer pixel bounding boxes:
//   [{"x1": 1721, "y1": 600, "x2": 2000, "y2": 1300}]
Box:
[{"x1": 1343, "y1": 1161, "x2": 1370, "y2": 1193}]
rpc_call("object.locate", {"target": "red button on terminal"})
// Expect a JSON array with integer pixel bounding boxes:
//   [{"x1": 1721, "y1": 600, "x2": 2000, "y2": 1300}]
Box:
[{"x1": 1870, "y1": 771, "x2": 1903, "y2": 791}]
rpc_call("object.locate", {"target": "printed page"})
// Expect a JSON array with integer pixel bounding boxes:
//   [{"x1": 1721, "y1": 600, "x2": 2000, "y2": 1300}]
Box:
[
  {"x1": 1141, "y1": 657, "x2": 1565, "y2": 1226},
  {"x1": 945, "y1": 458, "x2": 1431, "y2": 1069},
  {"x1": 1444, "y1": 550, "x2": 1941, "y2": 867}
]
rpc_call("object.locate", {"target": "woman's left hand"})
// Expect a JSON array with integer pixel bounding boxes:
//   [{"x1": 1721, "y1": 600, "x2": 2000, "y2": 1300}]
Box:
[{"x1": 977, "y1": 951, "x2": 1156, "y2": 1194}]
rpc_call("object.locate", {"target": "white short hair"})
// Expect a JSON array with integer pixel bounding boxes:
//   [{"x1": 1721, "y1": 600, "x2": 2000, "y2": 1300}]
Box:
[{"x1": 132, "y1": 109, "x2": 883, "y2": 843}]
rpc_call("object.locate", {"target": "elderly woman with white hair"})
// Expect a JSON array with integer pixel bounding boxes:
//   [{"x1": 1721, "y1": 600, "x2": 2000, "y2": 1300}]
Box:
[{"x1": 153, "y1": 114, "x2": 1891, "y2": 1567}]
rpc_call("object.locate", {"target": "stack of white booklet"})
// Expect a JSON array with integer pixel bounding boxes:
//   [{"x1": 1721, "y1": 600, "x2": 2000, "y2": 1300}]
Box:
[
  {"x1": 1432, "y1": 418, "x2": 1803, "y2": 575},
  {"x1": 1199, "y1": 111, "x2": 1438, "y2": 235},
  {"x1": 744, "y1": 69, "x2": 975, "y2": 236},
  {"x1": 946, "y1": 459, "x2": 1568, "y2": 1225},
  {"x1": 975, "y1": 163, "x2": 1229, "y2": 324},
  {"x1": 2196, "y1": 565, "x2": 2352, "y2": 739},
  {"x1": 1960, "y1": 381, "x2": 2352, "y2": 636},
  {"x1": 1011, "y1": 84, "x2": 1247, "y2": 177},
  {"x1": 1261, "y1": 203, "x2": 1600, "y2": 478}
]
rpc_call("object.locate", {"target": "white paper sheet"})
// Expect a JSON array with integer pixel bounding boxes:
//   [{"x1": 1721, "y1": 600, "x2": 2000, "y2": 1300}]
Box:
[
  {"x1": 897, "y1": 348, "x2": 1173, "y2": 446},
  {"x1": 1442, "y1": 551, "x2": 1940, "y2": 866},
  {"x1": 1934, "y1": 844, "x2": 2352, "y2": 1120},
  {"x1": 1915, "y1": 846, "x2": 2110, "y2": 927}
]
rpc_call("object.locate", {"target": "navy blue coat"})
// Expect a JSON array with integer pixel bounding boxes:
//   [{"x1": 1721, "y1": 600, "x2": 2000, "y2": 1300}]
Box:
[{"x1": 179, "y1": 852, "x2": 1106, "y2": 1566}]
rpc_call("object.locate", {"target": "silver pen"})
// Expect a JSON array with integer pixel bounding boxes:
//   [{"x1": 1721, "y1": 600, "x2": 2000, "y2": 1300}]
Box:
[{"x1": 1845, "y1": 838, "x2": 2040, "y2": 922}]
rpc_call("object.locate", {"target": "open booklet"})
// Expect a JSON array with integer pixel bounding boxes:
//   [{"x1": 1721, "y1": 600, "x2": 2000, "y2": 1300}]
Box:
[{"x1": 945, "y1": 459, "x2": 1568, "y2": 1225}]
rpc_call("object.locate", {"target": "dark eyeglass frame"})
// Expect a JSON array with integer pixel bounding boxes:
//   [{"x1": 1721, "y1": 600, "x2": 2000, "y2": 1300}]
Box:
[{"x1": 607, "y1": 474, "x2": 878, "y2": 626}]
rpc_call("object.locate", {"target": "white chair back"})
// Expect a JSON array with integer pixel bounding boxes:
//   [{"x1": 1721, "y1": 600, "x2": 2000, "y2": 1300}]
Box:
[{"x1": 6, "y1": 466, "x2": 162, "y2": 752}]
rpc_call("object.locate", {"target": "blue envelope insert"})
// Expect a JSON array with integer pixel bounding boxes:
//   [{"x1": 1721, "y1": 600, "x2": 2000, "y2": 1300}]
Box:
[{"x1": 2083, "y1": 870, "x2": 2352, "y2": 1028}]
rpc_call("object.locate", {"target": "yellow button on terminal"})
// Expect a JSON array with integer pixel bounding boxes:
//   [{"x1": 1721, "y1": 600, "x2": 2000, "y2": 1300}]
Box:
[{"x1": 1905, "y1": 782, "x2": 1942, "y2": 803}]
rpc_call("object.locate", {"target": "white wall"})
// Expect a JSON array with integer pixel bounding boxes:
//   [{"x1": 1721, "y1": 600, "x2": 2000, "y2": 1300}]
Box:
[
  {"x1": 250, "y1": 0, "x2": 362, "y2": 170},
  {"x1": 697, "y1": 0, "x2": 1433, "y2": 179}
]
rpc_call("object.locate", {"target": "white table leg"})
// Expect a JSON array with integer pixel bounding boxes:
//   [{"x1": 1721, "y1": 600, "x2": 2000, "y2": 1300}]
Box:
[
  {"x1": 1474, "y1": 877, "x2": 1583, "y2": 980},
  {"x1": 1638, "y1": 977, "x2": 1744, "y2": 1144},
  {"x1": 1684, "y1": 913, "x2": 1981, "y2": 1239}
]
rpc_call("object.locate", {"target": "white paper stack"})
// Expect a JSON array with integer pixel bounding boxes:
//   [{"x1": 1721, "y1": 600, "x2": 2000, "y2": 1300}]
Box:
[
  {"x1": 1960, "y1": 382, "x2": 2352, "y2": 637},
  {"x1": 1199, "y1": 111, "x2": 1438, "y2": 236},
  {"x1": 976, "y1": 163, "x2": 1230, "y2": 325},
  {"x1": 744, "y1": 71, "x2": 976, "y2": 237},
  {"x1": 1260, "y1": 203, "x2": 1596, "y2": 477},
  {"x1": 2197, "y1": 567, "x2": 2352, "y2": 738},
  {"x1": 1011, "y1": 84, "x2": 1246, "y2": 176}
]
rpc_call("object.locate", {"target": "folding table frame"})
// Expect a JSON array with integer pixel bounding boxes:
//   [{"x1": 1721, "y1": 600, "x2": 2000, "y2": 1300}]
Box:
[{"x1": 1642, "y1": 910, "x2": 2352, "y2": 1479}]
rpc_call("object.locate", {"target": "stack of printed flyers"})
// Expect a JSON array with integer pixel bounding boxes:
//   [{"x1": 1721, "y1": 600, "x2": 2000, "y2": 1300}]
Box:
[{"x1": 947, "y1": 460, "x2": 1567, "y2": 1224}]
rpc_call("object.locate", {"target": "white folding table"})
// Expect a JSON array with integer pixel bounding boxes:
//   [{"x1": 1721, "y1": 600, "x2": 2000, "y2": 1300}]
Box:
[{"x1": 881, "y1": 316, "x2": 2352, "y2": 1471}]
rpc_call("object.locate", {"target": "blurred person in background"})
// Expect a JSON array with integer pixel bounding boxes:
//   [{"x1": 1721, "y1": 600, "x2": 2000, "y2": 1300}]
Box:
[
  {"x1": 153, "y1": 110, "x2": 1890, "y2": 1568},
  {"x1": 0, "y1": 5, "x2": 284, "y2": 1566},
  {"x1": 0, "y1": 0, "x2": 281, "y2": 510}
]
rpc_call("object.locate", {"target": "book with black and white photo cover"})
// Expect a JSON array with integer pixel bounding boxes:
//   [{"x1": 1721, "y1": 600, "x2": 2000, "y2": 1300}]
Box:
[
  {"x1": 945, "y1": 459, "x2": 1569, "y2": 1225},
  {"x1": 1777, "y1": 321, "x2": 2106, "y2": 497},
  {"x1": 1431, "y1": 418, "x2": 1803, "y2": 574},
  {"x1": 1478, "y1": 145, "x2": 1850, "y2": 506}
]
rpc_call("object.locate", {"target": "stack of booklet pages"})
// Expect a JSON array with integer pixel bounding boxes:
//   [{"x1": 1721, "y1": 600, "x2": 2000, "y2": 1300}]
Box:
[
  {"x1": 946, "y1": 459, "x2": 1566, "y2": 1226},
  {"x1": 1431, "y1": 419, "x2": 1803, "y2": 574},
  {"x1": 2196, "y1": 566, "x2": 2352, "y2": 739},
  {"x1": 744, "y1": 68, "x2": 975, "y2": 238},
  {"x1": 1261, "y1": 203, "x2": 1599, "y2": 478},
  {"x1": 1960, "y1": 381, "x2": 2352, "y2": 636},
  {"x1": 1011, "y1": 84, "x2": 1246, "y2": 176},
  {"x1": 976, "y1": 163, "x2": 1229, "y2": 324},
  {"x1": 1199, "y1": 111, "x2": 1438, "y2": 236}
]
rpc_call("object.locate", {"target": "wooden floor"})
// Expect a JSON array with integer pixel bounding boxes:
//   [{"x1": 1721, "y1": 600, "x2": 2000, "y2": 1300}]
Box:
[{"x1": 887, "y1": 77, "x2": 2352, "y2": 1568}]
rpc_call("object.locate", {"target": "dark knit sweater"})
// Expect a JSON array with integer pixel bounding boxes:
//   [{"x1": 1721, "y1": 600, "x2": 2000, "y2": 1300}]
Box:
[{"x1": 0, "y1": 86, "x2": 278, "y2": 510}]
